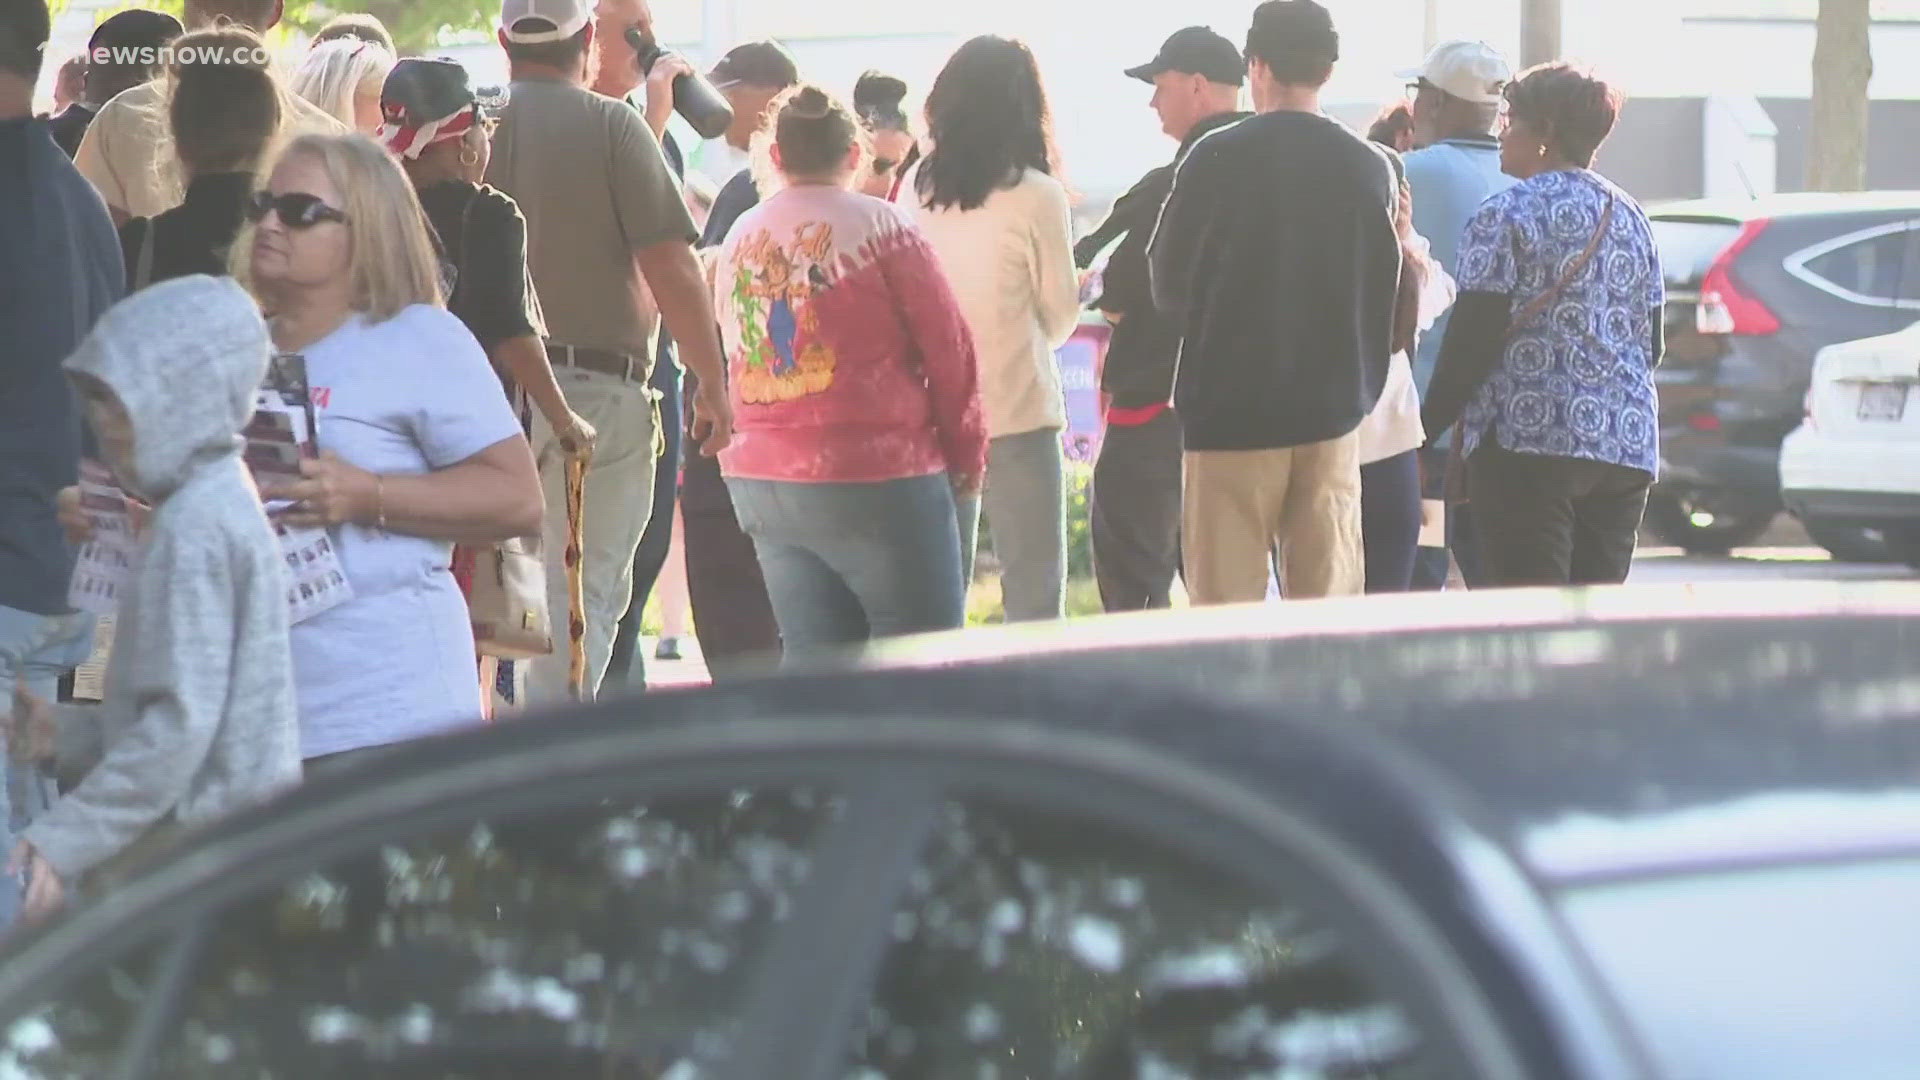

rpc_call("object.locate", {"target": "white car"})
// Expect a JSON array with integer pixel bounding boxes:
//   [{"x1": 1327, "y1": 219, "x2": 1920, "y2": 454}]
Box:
[{"x1": 1780, "y1": 321, "x2": 1920, "y2": 566}]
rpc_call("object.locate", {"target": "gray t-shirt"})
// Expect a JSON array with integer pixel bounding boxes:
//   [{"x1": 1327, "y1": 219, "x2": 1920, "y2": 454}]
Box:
[
  {"x1": 291, "y1": 306, "x2": 523, "y2": 759},
  {"x1": 486, "y1": 77, "x2": 699, "y2": 363}
]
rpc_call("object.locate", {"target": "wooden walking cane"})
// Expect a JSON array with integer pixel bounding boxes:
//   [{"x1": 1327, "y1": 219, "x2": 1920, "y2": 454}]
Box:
[{"x1": 564, "y1": 454, "x2": 589, "y2": 702}]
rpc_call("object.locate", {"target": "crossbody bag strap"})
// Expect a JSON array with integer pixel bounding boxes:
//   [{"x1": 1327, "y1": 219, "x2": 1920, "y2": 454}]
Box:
[
  {"x1": 452, "y1": 188, "x2": 531, "y2": 429},
  {"x1": 454, "y1": 188, "x2": 481, "y2": 308},
  {"x1": 1446, "y1": 196, "x2": 1617, "y2": 507},
  {"x1": 1512, "y1": 197, "x2": 1616, "y2": 328},
  {"x1": 133, "y1": 218, "x2": 155, "y2": 292}
]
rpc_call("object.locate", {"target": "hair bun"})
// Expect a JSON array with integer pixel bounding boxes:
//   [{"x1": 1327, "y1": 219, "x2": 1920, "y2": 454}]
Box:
[
  {"x1": 854, "y1": 71, "x2": 908, "y2": 112},
  {"x1": 790, "y1": 85, "x2": 833, "y2": 120}
]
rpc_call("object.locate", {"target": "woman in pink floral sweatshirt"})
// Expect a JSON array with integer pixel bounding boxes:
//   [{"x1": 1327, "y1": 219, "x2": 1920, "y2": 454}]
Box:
[{"x1": 711, "y1": 84, "x2": 987, "y2": 661}]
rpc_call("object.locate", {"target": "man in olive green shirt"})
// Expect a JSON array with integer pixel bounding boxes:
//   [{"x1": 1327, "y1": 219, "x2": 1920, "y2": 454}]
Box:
[{"x1": 489, "y1": 0, "x2": 733, "y2": 706}]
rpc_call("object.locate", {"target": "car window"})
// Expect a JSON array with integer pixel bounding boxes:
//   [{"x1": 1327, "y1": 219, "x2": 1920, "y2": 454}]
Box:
[
  {"x1": 4, "y1": 788, "x2": 835, "y2": 1079},
  {"x1": 854, "y1": 799, "x2": 1435, "y2": 1078},
  {"x1": 1651, "y1": 218, "x2": 1741, "y2": 290},
  {"x1": 1802, "y1": 228, "x2": 1913, "y2": 303},
  {"x1": 1902, "y1": 225, "x2": 1920, "y2": 303},
  {"x1": 1, "y1": 792, "x2": 1444, "y2": 1079},
  {"x1": 1561, "y1": 857, "x2": 1920, "y2": 1080}
]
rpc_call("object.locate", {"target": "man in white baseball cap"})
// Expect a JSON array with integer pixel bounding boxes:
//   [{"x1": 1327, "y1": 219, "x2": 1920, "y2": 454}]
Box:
[
  {"x1": 489, "y1": 0, "x2": 735, "y2": 706},
  {"x1": 499, "y1": 0, "x2": 593, "y2": 44},
  {"x1": 1396, "y1": 40, "x2": 1516, "y2": 592},
  {"x1": 1398, "y1": 41, "x2": 1510, "y2": 119}
]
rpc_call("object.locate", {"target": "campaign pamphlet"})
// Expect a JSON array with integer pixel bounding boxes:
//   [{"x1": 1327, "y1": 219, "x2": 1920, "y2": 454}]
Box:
[
  {"x1": 66, "y1": 460, "x2": 136, "y2": 616},
  {"x1": 252, "y1": 353, "x2": 352, "y2": 624}
]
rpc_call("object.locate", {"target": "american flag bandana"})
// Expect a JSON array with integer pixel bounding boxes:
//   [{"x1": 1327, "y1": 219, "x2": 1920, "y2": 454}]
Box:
[{"x1": 376, "y1": 104, "x2": 477, "y2": 161}]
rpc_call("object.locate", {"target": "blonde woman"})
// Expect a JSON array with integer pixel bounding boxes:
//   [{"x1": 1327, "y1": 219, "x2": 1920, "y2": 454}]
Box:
[
  {"x1": 236, "y1": 135, "x2": 544, "y2": 769},
  {"x1": 290, "y1": 37, "x2": 395, "y2": 136}
]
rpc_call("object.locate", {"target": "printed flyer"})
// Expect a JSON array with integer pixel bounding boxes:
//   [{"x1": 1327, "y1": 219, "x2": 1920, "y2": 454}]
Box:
[{"x1": 251, "y1": 352, "x2": 353, "y2": 623}]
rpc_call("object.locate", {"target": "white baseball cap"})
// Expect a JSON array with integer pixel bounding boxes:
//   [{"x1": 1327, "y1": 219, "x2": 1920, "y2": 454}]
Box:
[
  {"x1": 500, "y1": 0, "x2": 591, "y2": 44},
  {"x1": 1397, "y1": 41, "x2": 1512, "y2": 105}
]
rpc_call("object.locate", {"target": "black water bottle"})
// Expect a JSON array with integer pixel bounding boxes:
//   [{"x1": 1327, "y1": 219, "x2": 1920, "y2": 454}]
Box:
[{"x1": 626, "y1": 28, "x2": 734, "y2": 141}]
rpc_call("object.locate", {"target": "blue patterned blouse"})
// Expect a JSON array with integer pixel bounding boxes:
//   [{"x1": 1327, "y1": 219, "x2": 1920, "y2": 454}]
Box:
[{"x1": 1453, "y1": 169, "x2": 1663, "y2": 475}]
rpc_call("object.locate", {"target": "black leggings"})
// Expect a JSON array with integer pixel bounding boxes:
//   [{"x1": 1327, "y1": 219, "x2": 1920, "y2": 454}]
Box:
[{"x1": 1361, "y1": 450, "x2": 1421, "y2": 594}]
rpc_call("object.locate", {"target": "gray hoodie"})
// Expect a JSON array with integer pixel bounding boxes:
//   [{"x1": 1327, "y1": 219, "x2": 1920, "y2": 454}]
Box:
[{"x1": 24, "y1": 275, "x2": 301, "y2": 881}]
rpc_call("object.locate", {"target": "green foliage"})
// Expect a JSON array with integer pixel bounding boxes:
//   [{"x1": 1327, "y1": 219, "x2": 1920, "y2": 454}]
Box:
[
  {"x1": 284, "y1": 1, "x2": 497, "y2": 52},
  {"x1": 59, "y1": 0, "x2": 185, "y2": 22},
  {"x1": 54, "y1": 1, "x2": 496, "y2": 52}
]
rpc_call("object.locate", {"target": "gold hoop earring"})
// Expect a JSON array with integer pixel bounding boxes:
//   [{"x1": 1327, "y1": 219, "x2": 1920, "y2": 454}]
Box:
[{"x1": 460, "y1": 149, "x2": 480, "y2": 168}]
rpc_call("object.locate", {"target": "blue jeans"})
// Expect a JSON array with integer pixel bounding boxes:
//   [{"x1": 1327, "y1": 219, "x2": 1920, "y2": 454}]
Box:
[
  {"x1": 728, "y1": 474, "x2": 966, "y2": 662},
  {"x1": 969, "y1": 428, "x2": 1066, "y2": 622},
  {"x1": 0, "y1": 606, "x2": 95, "y2": 926}
]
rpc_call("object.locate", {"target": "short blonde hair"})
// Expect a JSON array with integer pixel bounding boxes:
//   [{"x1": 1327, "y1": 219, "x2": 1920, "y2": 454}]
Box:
[
  {"x1": 233, "y1": 134, "x2": 444, "y2": 323},
  {"x1": 290, "y1": 37, "x2": 395, "y2": 130}
]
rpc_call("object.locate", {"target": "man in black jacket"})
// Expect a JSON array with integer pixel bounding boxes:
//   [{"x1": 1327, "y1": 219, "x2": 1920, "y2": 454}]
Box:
[
  {"x1": 1079, "y1": 27, "x2": 1248, "y2": 612},
  {"x1": 1148, "y1": 0, "x2": 1399, "y2": 605},
  {"x1": 1, "y1": 0, "x2": 124, "y2": 919}
]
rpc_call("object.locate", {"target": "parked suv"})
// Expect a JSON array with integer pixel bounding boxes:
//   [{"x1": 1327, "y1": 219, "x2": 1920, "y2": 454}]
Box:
[{"x1": 1648, "y1": 192, "x2": 1920, "y2": 556}]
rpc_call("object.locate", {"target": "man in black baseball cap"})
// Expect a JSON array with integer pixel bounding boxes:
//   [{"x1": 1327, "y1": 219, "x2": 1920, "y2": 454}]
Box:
[
  {"x1": 704, "y1": 40, "x2": 798, "y2": 160},
  {"x1": 46, "y1": 8, "x2": 182, "y2": 157},
  {"x1": 1123, "y1": 25, "x2": 1245, "y2": 142},
  {"x1": 1076, "y1": 26, "x2": 1249, "y2": 613}
]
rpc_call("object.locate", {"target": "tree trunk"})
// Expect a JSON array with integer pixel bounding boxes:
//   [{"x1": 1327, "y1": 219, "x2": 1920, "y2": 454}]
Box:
[
  {"x1": 1808, "y1": 0, "x2": 1873, "y2": 192},
  {"x1": 1519, "y1": 0, "x2": 1562, "y2": 70}
]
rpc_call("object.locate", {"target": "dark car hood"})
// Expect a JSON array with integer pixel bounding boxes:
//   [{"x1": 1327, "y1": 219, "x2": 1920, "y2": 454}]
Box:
[{"x1": 858, "y1": 583, "x2": 1920, "y2": 885}]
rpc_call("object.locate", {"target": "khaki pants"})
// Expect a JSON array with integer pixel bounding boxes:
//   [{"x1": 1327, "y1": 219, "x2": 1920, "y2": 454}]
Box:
[{"x1": 1182, "y1": 433, "x2": 1365, "y2": 605}]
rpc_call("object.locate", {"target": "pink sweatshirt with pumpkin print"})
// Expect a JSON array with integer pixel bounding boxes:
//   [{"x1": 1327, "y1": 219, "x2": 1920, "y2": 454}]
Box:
[{"x1": 712, "y1": 184, "x2": 987, "y2": 492}]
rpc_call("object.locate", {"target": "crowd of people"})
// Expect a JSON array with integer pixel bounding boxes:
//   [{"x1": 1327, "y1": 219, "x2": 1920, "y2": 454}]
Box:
[{"x1": 0, "y1": 0, "x2": 1665, "y2": 923}]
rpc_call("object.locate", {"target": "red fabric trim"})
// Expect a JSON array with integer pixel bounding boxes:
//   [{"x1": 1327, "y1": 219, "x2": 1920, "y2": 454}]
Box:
[{"x1": 1105, "y1": 401, "x2": 1169, "y2": 426}]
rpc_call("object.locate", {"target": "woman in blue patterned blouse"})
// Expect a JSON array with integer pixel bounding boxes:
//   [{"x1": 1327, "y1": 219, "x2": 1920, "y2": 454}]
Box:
[{"x1": 1421, "y1": 63, "x2": 1664, "y2": 588}]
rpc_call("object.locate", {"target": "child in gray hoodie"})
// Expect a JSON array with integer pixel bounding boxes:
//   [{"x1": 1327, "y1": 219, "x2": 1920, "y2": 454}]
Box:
[{"x1": 8, "y1": 275, "x2": 300, "y2": 921}]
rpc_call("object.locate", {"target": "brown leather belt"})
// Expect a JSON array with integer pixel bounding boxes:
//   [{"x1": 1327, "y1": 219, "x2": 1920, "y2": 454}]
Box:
[{"x1": 546, "y1": 343, "x2": 640, "y2": 382}]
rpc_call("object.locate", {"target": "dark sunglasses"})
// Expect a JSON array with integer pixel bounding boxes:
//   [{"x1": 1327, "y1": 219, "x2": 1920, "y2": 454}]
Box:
[
  {"x1": 871, "y1": 158, "x2": 899, "y2": 175},
  {"x1": 246, "y1": 191, "x2": 349, "y2": 229}
]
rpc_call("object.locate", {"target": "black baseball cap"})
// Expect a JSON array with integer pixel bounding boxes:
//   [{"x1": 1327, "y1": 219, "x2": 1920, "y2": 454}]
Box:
[
  {"x1": 1124, "y1": 26, "x2": 1245, "y2": 86},
  {"x1": 708, "y1": 40, "x2": 799, "y2": 91},
  {"x1": 89, "y1": 9, "x2": 182, "y2": 54}
]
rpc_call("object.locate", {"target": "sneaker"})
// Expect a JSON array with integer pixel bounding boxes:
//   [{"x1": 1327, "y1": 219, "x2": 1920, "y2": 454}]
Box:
[{"x1": 655, "y1": 637, "x2": 684, "y2": 662}]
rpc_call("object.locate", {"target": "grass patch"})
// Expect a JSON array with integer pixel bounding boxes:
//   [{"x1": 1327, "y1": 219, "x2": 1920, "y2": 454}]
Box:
[{"x1": 967, "y1": 573, "x2": 1105, "y2": 626}]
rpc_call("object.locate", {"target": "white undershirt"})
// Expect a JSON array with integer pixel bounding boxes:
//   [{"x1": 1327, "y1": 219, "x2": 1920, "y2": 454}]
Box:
[{"x1": 1358, "y1": 235, "x2": 1456, "y2": 464}]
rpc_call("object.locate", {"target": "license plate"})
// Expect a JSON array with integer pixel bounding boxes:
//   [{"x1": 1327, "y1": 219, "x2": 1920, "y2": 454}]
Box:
[{"x1": 1858, "y1": 383, "x2": 1910, "y2": 423}]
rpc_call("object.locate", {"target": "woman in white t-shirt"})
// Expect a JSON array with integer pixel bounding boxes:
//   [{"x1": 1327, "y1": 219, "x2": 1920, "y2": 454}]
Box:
[
  {"x1": 1357, "y1": 175, "x2": 1455, "y2": 593},
  {"x1": 906, "y1": 36, "x2": 1081, "y2": 623},
  {"x1": 237, "y1": 134, "x2": 544, "y2": 768}
]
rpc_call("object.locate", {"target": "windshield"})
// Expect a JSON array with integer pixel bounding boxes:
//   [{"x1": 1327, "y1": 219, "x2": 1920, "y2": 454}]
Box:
[
  {"x1": 1558, "y1": 857, "x2": 1920, "y2": 1078},
  {"x1": 1650, "y1": 218, "x2": 1742, "y2": 290}
]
